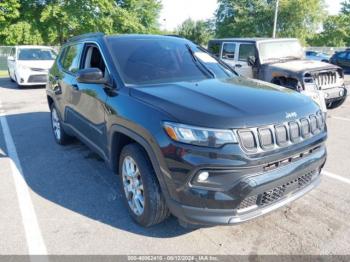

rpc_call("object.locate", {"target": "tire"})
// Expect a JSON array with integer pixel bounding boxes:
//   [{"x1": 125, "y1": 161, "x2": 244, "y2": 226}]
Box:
[
  {"x1": 8, "y1": 69, "x2": 15, "y2": 82},
  {"x1": 119, "y1": 143, "x2": 170, "y2": 227},
  {"x1": 50, "y1": 103, "x2": 72, "y2": 145},
  {"x1": 327, "y1": 97, "x2": 347, "y2": 109},
  {"x1": 14, "y1": 73, "x2": 22, "y2": 89}
]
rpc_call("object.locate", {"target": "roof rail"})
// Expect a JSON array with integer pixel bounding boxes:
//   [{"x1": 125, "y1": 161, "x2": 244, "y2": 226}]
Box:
[{"x1": 67, "y1": 32, "x2": 105, "y2": 43}]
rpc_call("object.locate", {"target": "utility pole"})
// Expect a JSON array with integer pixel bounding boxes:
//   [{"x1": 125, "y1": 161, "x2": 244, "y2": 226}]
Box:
[{"x1": 272, "y1": 0, "x2": 279, "y2": 38}]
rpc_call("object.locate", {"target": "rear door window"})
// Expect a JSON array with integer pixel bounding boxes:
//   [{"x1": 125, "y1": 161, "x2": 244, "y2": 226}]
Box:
[
  {"x1": 60, "y1": 44, "x2": 84, "y2": 74},
  {"x1": 238, "y1": 44, "x2": 256, "y2": 62},
  {"x1": 221, "y1": 43, "x2": 236, "y2": 60}
]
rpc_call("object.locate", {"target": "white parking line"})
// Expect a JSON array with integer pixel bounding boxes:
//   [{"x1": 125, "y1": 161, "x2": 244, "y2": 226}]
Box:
[
  {"x1": 0, "y1": 101, "x2": 48, "y2": 255},
  {"x1": 323, "y1": 170, "x2": 350, "y2": 185},
  {"x1": 330, "y1": 116, "x2": 350, "y2": 122}
]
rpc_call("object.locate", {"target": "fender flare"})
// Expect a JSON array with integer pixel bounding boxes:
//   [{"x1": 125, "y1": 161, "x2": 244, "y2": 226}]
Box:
[{"x1": 108, "y1": 124, "x2": 173, "y2": 202}]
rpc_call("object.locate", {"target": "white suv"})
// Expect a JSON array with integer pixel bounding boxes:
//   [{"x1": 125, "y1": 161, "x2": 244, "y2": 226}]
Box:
[{"x1": 7, "y1": 46, "x2": 56, "y2": 88}]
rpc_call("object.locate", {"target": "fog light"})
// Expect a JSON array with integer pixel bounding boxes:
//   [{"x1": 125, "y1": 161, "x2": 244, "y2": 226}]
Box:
[
  {"x1": 197, "y1": 171, "x2": 209, "y2": 182},
  {"x1": 20, "y1": 78, "x2": 24, "y2": 83},
  {"x1": 339, "y1": 90, "x2": 344, "y2": 96}
]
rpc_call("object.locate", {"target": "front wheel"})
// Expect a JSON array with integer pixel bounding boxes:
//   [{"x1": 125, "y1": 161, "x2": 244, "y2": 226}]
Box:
[
  {"x1": 8, "y1": 69, "x2": 15, "y2": 82},
  {"x1": 119, "y1": 143, "x2": 170, "y2": 227},
  {"x1": 327, "y1": 97, "x2": 347, "y2": 109}
]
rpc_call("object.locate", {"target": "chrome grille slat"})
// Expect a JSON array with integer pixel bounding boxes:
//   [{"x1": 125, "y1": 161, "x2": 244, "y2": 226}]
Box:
[
  {"x1": 236, "y1": 112, "x2": 324, "y2": 153},
  {"x1": 312, "y1": 70, "x2": 339, "y2": 89}
]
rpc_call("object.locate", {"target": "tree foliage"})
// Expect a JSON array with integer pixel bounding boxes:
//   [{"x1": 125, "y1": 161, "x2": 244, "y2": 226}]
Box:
[
  {"x1": 215, "y1": 0, "x2": 326, "y2": 44},
  {"x1": 308, "y1": 15, "x2": 350, "y2": 47},
  {"x1": 0, "y1": 0, "x2": 162, "y2": 45},
  {"x1": 177, "y1": 18, "x2": 213, "y2": 46}
]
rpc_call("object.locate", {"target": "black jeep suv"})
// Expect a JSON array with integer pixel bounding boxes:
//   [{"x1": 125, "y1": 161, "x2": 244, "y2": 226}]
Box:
[{"x1": 47, "y1": 33, "x2": 327, "y2": 227}]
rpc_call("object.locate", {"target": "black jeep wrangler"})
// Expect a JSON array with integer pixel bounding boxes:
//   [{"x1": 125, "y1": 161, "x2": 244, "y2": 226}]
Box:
[{"x1": 47, "y1": 33, "x2": 327, "y2": 227}]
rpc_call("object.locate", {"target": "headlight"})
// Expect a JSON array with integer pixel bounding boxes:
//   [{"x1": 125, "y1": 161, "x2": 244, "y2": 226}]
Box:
[{"x1": 163, "y1": 122, "x2": 237, "y2": 147}]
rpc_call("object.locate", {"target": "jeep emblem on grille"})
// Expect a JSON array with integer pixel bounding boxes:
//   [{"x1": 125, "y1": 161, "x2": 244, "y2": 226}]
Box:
[{"x1": 286, "y1": 112, "x2": 298, "y2": 119}]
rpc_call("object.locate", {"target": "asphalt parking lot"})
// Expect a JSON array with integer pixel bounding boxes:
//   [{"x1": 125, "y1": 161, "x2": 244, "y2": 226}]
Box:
[{"x1": 0, "y1": 76, "x2": 350, "y2": 256}]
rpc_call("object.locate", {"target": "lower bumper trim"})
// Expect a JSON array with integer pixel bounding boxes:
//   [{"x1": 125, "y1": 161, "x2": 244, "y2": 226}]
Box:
[{"x1": 170, "y1": 175, "x2": 321, "y2": 226}]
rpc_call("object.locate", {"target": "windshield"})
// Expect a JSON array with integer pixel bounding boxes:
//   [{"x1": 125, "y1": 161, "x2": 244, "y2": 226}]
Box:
[
  {"x1": 18, "y1": 48, "x2": 56, "y2": 61},
  {"x1": 258, "y1": 40, "x2": 304, "y2": 64},
  {"x1": 107, "y1": 37, "x2": 235, "y2": 85}
]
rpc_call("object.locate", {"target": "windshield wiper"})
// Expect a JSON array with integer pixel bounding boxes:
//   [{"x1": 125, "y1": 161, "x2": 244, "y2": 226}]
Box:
[{"x1": 185, "y1": 44, "x2": 215, "y2": 78}]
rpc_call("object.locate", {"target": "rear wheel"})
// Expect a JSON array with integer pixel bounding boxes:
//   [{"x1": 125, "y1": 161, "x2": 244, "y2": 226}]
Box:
[
  {"x1": 119, "y1": 143, "x2": 170, "y2": 227},
  {"x1": 50, "y1": 103, "x2": 72, "y2": 145}
]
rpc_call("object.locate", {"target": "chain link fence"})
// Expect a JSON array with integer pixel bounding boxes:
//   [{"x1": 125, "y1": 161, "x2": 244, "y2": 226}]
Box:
[{"x1": 0, "y1": 46, "x2": 13, "y2": 71}]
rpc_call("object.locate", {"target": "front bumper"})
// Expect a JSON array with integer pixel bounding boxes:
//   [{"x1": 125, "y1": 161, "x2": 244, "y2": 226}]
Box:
[
  {"x1": 323, "y1": 86, "x2": 347, "y2": 104},
  {"x1": 170, "y1": 175, "x2": 320, "y2": 226},
  {"x1": 159, "y1": 132, "x2": 327, "y2": 226},
  {"x1": 16, "y1": 70, "x2": 48, "y2": 86}
]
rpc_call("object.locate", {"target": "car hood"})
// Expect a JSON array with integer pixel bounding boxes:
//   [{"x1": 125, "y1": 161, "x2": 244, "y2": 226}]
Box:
[
  {"x1": 130, "y1": 77, "x2": 320, "y2": 129},
  {"x1": 16, "y1": 60, "x2": 54, "y2": 70},
  {"x1": 268, "y1": 59, "x2": 340, "y2": 73}
]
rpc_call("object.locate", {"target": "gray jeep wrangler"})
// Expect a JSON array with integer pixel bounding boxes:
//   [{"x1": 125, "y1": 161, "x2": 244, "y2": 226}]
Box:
[{"x1": 208, "y1": 38, "x2": 347, "y2": 109}]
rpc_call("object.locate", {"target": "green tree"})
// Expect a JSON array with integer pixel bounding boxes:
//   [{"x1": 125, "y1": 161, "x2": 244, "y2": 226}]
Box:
[
  {"x1": 0, "y1": 0, "x2": 20, "y2": 24},
  {"x1": 307, "y1": 1, "x2": 350, "y2": 46},
  {"x1": 215, "y1": 0, "x2": 326, "y2": 43},
  {"x1": 1, "y1": 21, "x2": 43, "y2": 45},
  {"x1": 0, "y1": 0, "x2": 162, "y2": 45},
  {"x1": 308, "y1": 15, "x2": 350, "y2": 47},
  {"x1": 341, "y1": 0, "x2": 350, "y2": 14},
  {"x1": 177, "y1": 19, "x2": 213, "y2": 46}
]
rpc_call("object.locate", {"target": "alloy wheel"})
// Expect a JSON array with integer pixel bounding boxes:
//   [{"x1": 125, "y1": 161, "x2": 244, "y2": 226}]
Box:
[
  {"x1": 122, "y1": 156, "x2": 145, "y2": 216},
  {"x1": 51, "y1": 108, "x2": 61, "y2": 141}
]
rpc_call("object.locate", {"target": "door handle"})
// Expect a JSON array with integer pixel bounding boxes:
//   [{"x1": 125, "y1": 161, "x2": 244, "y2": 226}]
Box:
[
  {"x1": 235, "y1": 64, "x2": 242, "y2": 68},
  {"x1": 72, "y1": 84, "x2": 79, "y2": 91}
]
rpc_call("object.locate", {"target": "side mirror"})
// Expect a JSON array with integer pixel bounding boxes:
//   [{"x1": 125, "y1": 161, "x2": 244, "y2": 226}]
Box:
[
  {"x1": 247, "y1": 56, "x2": 256, "y2": 67},
  {"x1": 7, "y1": 56, "x2": 15, "y2": 61},
  {"x1": 76, "y1": 68, "x2": 106, "y2": 84}
]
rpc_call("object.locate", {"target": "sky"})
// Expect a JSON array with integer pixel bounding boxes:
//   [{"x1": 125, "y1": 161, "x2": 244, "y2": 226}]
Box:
[{"x1": 159, "y1": 0, "x2": 343, "y2": 31}]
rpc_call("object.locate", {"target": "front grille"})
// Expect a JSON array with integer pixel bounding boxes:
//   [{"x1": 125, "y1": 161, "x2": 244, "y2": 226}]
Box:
[
  {"x1": 237, "y1": 111, "x2": 324, "y2": 153},
  {"x1": 238, "y1": 195, "x2": 258, "y2": 210},
  {"x1": 275, "y1": 125, "x2": 288, "y2": 145},
  {"x1": 312, "y1": 71, "x2": 338, "y2": 89},
  {"x1": 258, "y1": 128, "x2": 273, "y2": 148},
  {"x1": 289, "y1": 122, "x2": 300, "y2": 142},
  {"x1": 28, "y1": 75, "x2": 48, "y2": 83},
  {"x1": 300, "y1": 118, "x2": 310, "y2": 138},
  {"x1": 237, "y1": 171, "x2": 317, "y2": 211},
  {"x1": 309, "y1": 115, "x2": 318, "y2": 134},
  {"x1": 239, "y1": 130, "x2": 256, "y2": 150}
]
